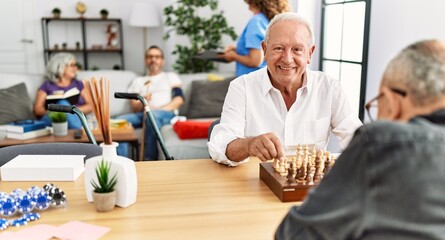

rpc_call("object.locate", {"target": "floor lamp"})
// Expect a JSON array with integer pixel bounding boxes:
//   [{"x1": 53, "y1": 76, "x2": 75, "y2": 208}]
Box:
[{"x1": 129, "y1": 2, "x2": 161, "y2": 56}]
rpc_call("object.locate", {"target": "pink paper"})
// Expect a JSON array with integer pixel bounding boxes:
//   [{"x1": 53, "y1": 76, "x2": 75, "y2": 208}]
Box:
[
  {"x1": 54, "y1": 220, "x2": 110, "y2": 240},
  {"x1": 7, "y1": 224, "x2": 58, "y2": 240}
]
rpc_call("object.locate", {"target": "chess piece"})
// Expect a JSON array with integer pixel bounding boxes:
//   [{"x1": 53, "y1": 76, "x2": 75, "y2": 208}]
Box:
[
  {"x1": 279, "y1": 158, "x2": 286, "y2": 176},
  {"x1": 307, "y1": 165, "x2": 316, "y2": 185},
  {"x1": 287, "y1": 166, "x2": 296, "y2": 183}
]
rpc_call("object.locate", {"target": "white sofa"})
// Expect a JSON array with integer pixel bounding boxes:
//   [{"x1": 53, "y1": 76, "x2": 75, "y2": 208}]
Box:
[{"x1": 0, "y1": 70, "x2": 233, "y2": 160}]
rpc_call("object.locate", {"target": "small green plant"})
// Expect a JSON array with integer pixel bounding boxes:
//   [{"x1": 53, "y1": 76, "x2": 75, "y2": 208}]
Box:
[
  {"x1": 48, "y1": 111, "x2": 67, "y2": 123},
  {"x1": 100, "y1": 9, "x2": 109, "y2": 18},
  {"x1": 52, "y1": 8, "x2": 61, "y2": 17},
  {"x1": 91, "y1": 159, "x2": 118, "y2": 193}
]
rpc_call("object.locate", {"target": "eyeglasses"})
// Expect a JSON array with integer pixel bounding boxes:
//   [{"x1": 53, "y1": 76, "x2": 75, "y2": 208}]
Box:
[
  {"x1": 68, "y1": 63, "x2": 78, "y2": 67},
  {"x1": 146, "y1": 55, "x2": 163, "y2": 59},
  {"x1": 365, "y1": 88, "x2": 407, "y2": 122}
]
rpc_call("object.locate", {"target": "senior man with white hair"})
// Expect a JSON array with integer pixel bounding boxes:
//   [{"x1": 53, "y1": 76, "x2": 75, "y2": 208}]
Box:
[{"x1": 208, "y1": 12, "x2": 362, "y2": 166}]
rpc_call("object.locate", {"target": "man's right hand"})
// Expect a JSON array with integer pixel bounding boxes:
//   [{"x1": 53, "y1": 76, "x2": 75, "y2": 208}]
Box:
[
  {"x1": 247, "y1": 133, "x2": 285, "y2": 162},
  {"x1": 226, "y1": 132, "x2": 285, "y2": 162}
]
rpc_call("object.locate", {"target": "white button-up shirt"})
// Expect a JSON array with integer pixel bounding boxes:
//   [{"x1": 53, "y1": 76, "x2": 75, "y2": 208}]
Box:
[{"x1": 208, "y1": 68, "x2": 362, "y2": 166}]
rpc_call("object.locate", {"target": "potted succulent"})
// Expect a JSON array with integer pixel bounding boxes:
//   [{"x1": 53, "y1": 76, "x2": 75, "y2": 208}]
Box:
[
  {"x1": 48, "y1": 111, "x2": 68, "y2": 136},
  {"x1": 100, "y1": 9, "x2": 109, "y2": 19},
  {"x1": 91, "y1": 159, "x2": 118, "y2": 212},
  {"x1": 52, "y1": 8, "x2": 61, "y2": 18}
]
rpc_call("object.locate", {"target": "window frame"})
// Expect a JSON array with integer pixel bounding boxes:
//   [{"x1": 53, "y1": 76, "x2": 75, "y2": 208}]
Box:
[{"x1": 319, "y1": 0, "x2": 371, "y2": 121}]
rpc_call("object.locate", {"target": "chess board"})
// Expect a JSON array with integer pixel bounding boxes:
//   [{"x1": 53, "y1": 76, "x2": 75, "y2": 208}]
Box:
[
  {"x1": 259, "y1": 145, "x2": 337, "y2": 202},
  {"x1": 260, "y1": 162, "x2": 316, "y2": 202}
]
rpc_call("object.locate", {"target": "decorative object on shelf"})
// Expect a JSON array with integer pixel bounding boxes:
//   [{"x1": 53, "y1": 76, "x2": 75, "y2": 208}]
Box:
[
  {"x1": 76, "y1": 62, "x2": 82, "y2": 70},
  {"x1": 75, "y1": 41, "x2": 81, "y2": 50},
  {"x1": 75, "y1": 2, "x2": 87, "y2": 18},
  {"x1": 62, "y1": 42, "x2": 67, "y2": 50},
  {"x1": 112, "y1": 64, "x2": 121, "y2": 70},
  {"x1": 164, "y1": 0, "x2": 237, "y2": 73},
  {"x1": 49, "y1": 111, "x2": 68, "y2": 136},
  {"x1": 42, "y1": 18, "x2": 125, "y2": 70},
  {"x1": 54, "y1": 43, "x2": 59, "y2": 50},
  {"x1": 52, "y1": 8, "x2": 61, "y2": 18},
  {"x1": 91, "y1": 44, "x2": 103, "y2": 50},
  {"x1": 129, "y1": 2, "x2": 161, "y2": 61},
  {"x1": 91, "y1": 159, "x2": 117, "y2": 212},
  {"x1": 100, "y1": 9, "x2": 109, "y2": 19},
  {"x1": 83, "y1": 78, "x2": 138, "y2": 208},
  {"x1": 106, "y1": 24, "x2": 119, "y2": 49},
  {"x1": 91, "y1": 66, "x2": 99, "y2": 71}
]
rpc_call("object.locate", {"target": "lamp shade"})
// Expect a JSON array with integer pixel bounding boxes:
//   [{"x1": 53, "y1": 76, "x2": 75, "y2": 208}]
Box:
[{"x1": 129, "y1": 2, "x2": 161, "y2": 27}]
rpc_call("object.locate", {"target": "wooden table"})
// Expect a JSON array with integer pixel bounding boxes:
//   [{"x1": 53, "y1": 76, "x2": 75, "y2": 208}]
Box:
[
  {"x1": 1, "y1": 159, "x2": 300, "y2": 239},
  {"x1": 0, "y1": 129, "x2": 139, "y2": 159}
]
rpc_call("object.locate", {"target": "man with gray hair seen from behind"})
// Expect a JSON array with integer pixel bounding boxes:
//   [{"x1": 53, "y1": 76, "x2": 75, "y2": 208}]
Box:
[
  {"x1": 276, "y1": 39, "x2": 445, "y2": 240},
  {"x1": 208, "y1": 12, "x2": 362, "y2": 166}
]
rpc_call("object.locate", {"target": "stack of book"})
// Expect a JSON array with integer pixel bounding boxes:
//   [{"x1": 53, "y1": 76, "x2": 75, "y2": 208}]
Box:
[{"x1": 6, "y1": 120, "x2": 51, "y2": 140}]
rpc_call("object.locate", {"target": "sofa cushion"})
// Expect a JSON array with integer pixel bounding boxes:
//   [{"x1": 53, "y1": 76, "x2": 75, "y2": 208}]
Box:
[
  {"x1": 173, "y1": 120, "x2": 213, "y2": 139},
  {"x1": 186, "y1": 78, "x2": 232, "y2": 119},
  {"x1": 0, "y1": 83, "x2": 36, "y2": 124},
  {"x1": 160, "y1": 124, "x2": 210, "y2": 160}
]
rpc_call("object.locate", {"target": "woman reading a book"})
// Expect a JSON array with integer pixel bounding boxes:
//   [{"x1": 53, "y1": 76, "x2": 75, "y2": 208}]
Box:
[
  {"x1": 221, "y1": 0, "x2": 290, "y2": 77},
  {"x1": 33, "y1": 53, "x2": 92, "y2": 129}
]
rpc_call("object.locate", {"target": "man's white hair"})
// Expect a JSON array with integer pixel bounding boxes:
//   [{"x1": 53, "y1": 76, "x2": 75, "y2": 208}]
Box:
[
  {"x1": 264, "y1": 12, "x2": 315, "y2": 47},
  {"x1": 383, "y1": 39, "x2": 445, "y2": 106}
]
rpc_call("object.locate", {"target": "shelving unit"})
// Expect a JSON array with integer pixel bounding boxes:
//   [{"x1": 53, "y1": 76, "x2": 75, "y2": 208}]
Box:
[{"x1": 41, "y1": 17, "x2": 125, "y2": 70}]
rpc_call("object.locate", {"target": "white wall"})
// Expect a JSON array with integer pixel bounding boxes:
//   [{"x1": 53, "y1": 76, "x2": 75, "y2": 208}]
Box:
[
  {"x1": 3, "y1": 0, "x2": 299, "y2": 75},
  {"x1": 366, "y1": 0, "x2": 445, "y2": 120}
]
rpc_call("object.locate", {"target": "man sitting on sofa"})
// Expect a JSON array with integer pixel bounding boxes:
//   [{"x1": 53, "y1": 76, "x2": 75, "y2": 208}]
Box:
[{"x1": 117, "y1": 45, "x2": 184, "y2": 160}]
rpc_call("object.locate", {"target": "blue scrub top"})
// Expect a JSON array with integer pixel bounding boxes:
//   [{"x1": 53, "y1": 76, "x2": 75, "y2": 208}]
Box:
[{"x1": 236, "y1": 12, "x2": 269, "y2": 77}]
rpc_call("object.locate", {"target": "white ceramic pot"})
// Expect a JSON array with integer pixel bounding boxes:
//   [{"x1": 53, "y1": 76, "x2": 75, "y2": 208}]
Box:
[{"x1": 52, "y1": 122, "x2": 68, "y2": 136}]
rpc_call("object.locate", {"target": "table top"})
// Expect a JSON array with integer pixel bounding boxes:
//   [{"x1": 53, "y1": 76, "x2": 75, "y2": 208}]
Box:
[
  {"x1": 0, "y1": 129, "x2": 138, "y2": 147},
  {"x1": 1, "y1": 159, "x2": 299, "y2": 239}
]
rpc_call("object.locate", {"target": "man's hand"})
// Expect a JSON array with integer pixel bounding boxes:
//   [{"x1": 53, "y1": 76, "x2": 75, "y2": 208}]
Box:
[
  {"x1": 226, "y1": 132, "x2": 285, "y2": 162},
  {"x1": 247, "y1": 133, "x2": 285, "y2": 162},
  {"x1": 144, "y1": 92, "x2": 152, "y2": 102}
]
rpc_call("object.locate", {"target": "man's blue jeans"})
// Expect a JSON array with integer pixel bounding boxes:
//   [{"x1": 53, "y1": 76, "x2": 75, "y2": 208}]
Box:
[{"x1": 116, "y1": 110, "x2": 175, "y2": 160}]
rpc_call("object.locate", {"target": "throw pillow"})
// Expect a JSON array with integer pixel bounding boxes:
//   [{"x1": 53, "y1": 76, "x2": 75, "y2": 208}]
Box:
[
  {"x1": 0, "y1": 83, "x2": 35, "y2": 124},
  {"x1": 186, "y1": 78, "x2": 232, "y2": 119},
  {"x1": 173, "y1": 120, "x2": 214, "y2": 139}
]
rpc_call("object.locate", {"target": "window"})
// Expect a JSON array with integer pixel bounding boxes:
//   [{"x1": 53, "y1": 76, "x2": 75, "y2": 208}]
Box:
[{"x1": 320, "y1": 0, "x2": 371, "y2": 120}]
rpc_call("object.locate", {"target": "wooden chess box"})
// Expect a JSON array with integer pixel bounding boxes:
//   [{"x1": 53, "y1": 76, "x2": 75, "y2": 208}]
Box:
[{"x1": 260, "y1": 162, "x2": 317, "y2": 202}]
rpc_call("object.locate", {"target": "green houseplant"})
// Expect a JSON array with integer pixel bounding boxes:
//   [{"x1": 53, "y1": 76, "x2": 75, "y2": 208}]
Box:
[
  {"x1": 48, "y1": 111, "x2": 67, "y2": 123},
  {"x1": 91, "y1": 159, "x2": 118, "y2": 212},
  {"x1": 164, "y1": 0, "x2": 237, "y2": 73},
  {"x1": 100, "y1": 9, "x2": 109, "y2": 19},
  {"x1": 48, "y1": 111, "x2": 67, "y2": 136},
  {"x1": 52, "y1": 8, "x2": 61, "y2": 18}
]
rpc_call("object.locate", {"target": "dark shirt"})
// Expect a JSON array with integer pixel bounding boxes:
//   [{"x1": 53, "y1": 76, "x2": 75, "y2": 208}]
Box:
[
  {"x1": 275, "y1": 109, "x2": 445, "y2": 240},
  {"x1": 38, "y1": 79, "x2": 86, "y2": 106}
]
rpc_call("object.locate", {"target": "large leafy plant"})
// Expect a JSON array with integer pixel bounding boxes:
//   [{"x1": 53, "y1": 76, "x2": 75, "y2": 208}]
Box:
[{"x1": 164, "y1": 0, "x2": 237, "y2": 73}]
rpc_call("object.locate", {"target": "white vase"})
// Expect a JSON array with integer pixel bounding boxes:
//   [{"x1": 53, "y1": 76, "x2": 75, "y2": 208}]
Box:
[
  {"x1": 84, "y1": 142, "x2": 138, "y2": 208},
  {"x1": 52, "y1": 122, "x2": 68, "y2": 136}
]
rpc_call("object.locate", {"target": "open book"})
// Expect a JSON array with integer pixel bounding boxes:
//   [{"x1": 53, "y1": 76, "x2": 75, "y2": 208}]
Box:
[{"x1": 46, "y1": 87, "x2": 80, "y2": 106}]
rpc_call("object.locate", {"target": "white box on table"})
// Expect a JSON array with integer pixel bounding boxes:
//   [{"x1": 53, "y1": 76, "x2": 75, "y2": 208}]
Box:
[{"x1": 0, "y1": 155, "x2": 85, "y2": 181}]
